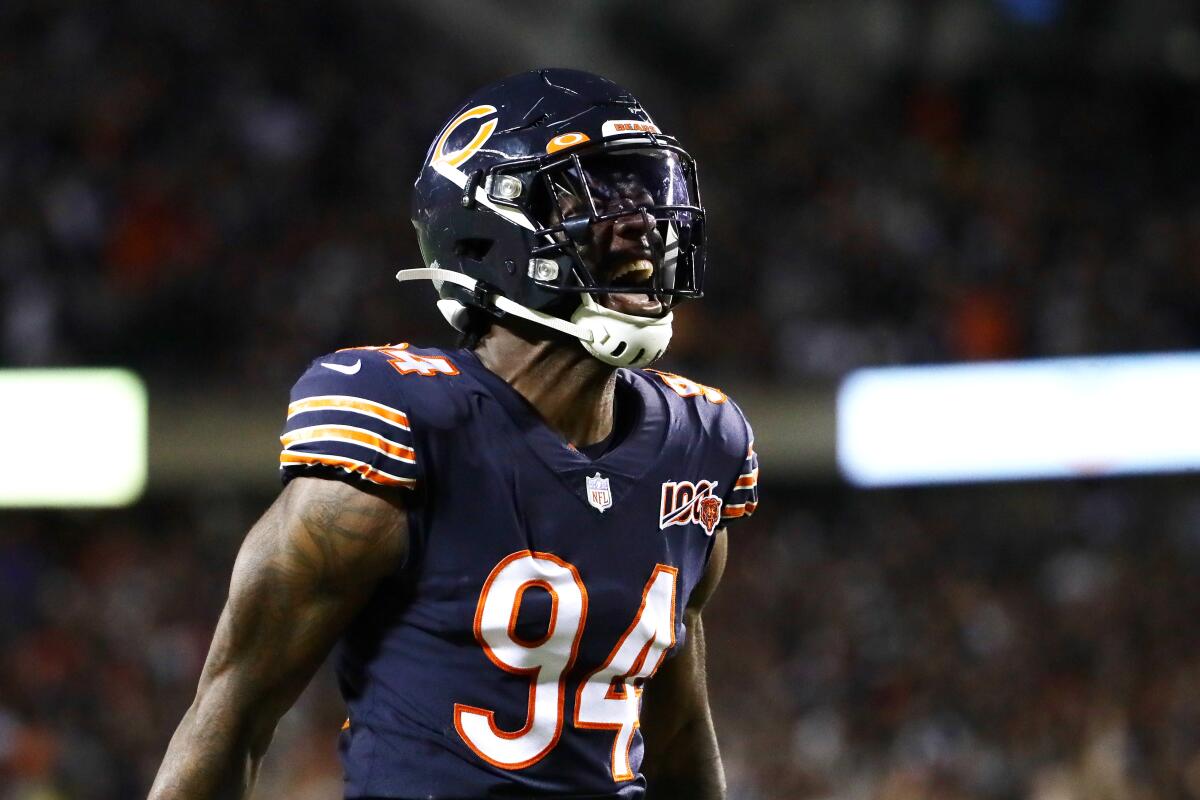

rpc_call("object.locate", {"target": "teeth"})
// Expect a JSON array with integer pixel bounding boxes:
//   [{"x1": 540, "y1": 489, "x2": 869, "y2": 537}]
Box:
[{"x1": 611, "y1": 258, "x2": 654, "y2": 283}]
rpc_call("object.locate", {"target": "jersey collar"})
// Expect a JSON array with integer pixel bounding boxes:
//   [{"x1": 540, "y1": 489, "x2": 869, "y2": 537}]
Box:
[{"x1": 455, "y1": 348, "x2": 669, "y2": 488}]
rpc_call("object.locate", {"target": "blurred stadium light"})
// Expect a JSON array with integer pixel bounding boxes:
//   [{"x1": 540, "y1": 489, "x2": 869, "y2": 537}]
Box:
[
  {"x1": 0, "y1": 369, "x2": 147, "y2": 507},
  {"x1": 838, "y1": 352, "x2": 1200, "y2": 486}
]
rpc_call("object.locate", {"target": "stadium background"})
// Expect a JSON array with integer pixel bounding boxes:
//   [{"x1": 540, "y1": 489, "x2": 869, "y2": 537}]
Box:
[{"x1": 3, "y1": 0, "x2": 1200, "y2": 798}]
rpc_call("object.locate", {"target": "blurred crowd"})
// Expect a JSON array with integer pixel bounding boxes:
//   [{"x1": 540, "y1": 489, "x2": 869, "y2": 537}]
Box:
[
  {"x1": 5, "y1": 479, "x2": 1200, "y2": 799},
  {"x1": 2, "y1": 0, "x2": 1198, "y2": 388},
  {"x1": 711, "y1": 479, "x2": 1200, "y2": 800},
  {"x1": 5, "y1": 1, "x2": 1200, "y2": 799},
  {"x1": 0, "y1": 492, "x2": 346, "y2": 800}
]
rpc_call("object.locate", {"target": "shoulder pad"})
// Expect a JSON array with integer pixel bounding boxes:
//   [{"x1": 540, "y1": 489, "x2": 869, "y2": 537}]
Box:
[
  {"x1": 641, "y1": 368, "x2": 759, "y2": 524},
  {"x1": 278, "y1": 345, "x2": 449, "y2": 492}
]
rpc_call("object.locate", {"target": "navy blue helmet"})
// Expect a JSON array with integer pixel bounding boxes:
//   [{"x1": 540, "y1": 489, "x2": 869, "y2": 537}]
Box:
[{"x1": 401, "y1": 69, "x2": 705, "y2": 368}]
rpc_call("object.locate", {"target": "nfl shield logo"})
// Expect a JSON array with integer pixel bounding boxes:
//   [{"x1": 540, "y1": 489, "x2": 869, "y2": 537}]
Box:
[{"x1": 585, "y1": 472, "x2": 613, "y2": 513}]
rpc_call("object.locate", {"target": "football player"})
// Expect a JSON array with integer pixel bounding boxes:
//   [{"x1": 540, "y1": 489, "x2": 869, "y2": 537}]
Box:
[{"x1": 149, "y1": 69, "x2": 759, "y2": 800}]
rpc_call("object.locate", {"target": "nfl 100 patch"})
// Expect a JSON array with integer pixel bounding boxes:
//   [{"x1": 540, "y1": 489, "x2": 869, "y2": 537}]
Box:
[{"x1": 659, "y1": 479, "x2": 722, "y2": 535}]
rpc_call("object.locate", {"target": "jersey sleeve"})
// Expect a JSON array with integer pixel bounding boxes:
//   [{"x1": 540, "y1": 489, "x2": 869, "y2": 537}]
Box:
[
  {"x1": 721, "y1": 412, "x2": 759, "y2": 525},
  {"x1": 278, "y1": 356, "x2": 420, "y2": 492}
]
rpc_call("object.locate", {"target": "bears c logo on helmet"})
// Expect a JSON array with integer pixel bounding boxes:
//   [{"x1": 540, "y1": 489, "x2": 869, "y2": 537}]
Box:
[{"x1": 431, "y1": 104, "x2": 498, "y2": 169}]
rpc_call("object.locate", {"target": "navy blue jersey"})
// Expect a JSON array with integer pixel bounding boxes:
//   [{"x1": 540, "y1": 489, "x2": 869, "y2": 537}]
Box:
[{"x1": 279, "y1": 344, "x2": 759, "y2": 799}]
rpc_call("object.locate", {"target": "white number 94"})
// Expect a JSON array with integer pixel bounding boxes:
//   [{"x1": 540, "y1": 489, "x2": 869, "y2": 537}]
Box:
[{"x1": 454, "y1": 551, "x2": 678, "y2": 781}]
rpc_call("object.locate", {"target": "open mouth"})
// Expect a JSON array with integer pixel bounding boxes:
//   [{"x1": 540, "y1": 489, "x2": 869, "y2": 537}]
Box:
[
  {"x1": 598, "y1": 256, "x2": 662, "y2": 317},
  {"x1": 610, "y1": 258, "x2": 655, "y2": 287}
]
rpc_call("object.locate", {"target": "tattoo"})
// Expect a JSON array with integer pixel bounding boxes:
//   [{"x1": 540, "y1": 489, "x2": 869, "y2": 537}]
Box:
[
  {"x1": 274, "y1": 474, "x2": 405, "y2": 594},
  {"x1": 148, "y1": 479, "x2": 408, "y2": 799},
  {"x1": 216, "y1": 479, "x2": 406, "y2": 684}
]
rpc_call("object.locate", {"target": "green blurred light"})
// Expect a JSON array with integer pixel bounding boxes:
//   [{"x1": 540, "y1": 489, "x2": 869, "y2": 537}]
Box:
[{"x1": 0, "y1": 369, "x2": 147, "y2": 507}]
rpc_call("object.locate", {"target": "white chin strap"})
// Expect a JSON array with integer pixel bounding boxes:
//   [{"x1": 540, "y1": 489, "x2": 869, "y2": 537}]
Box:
[{"x1": 395, "y1": 267, "x2": 673, "y2": 369}]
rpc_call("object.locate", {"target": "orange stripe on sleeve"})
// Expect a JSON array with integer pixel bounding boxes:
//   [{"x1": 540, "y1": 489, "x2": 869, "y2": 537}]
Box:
[
  {"x1": 281, "y1": 425, "x2": 416, "y2": 463},
  {"x1": 287, "y1": 395, "x2": 410, "y2": 429},
  {"x1": 735, "y1": 468, "x2": 759, "y2": 488},
  {"x1": 721, "y1": 501, "x2": 758, "y2": 519},
  {"x1": 279, "y1": 452, "x2": 416, "y2": 488}
]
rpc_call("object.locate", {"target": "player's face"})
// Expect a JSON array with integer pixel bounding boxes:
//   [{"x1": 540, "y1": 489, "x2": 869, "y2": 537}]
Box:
[{"x1": 555, "y1": 166, "x2": 666, "y2": 318}]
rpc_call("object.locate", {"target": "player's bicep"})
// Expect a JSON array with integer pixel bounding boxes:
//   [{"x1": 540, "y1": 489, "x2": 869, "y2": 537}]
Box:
[
  {"x1": 197, "y1": 477, "x2": 408, "y2": 730},
  {"x1": 640, "y1": 607, "x2": 710, "y2": 737}
]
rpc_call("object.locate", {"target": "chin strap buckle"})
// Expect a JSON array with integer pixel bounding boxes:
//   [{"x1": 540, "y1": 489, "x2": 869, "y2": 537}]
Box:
[{"x1": 470, "y1": 279, "x2": 501, "y2": 315}]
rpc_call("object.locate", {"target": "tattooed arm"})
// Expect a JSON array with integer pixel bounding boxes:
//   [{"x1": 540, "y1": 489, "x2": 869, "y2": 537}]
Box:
[{"x1": 147, "y1": 477, "x2": 408, "y2": 799}]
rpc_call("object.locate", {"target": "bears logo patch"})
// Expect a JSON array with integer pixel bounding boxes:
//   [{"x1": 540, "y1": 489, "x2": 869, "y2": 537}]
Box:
[
  {"x1": 660, "y1": 480, "x2": 722, "y2": 535},
  {"x1": 698, "y1": 496, "x2": 722, "y2": 533}
]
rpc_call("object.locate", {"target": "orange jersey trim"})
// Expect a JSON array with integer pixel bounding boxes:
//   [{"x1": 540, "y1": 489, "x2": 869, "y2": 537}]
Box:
[
  {"x1": 335, "y1": 343, "x2": 409, "y2": 353},
  {"x1": 279, "y1": 452, "x2": 416, "y2": 488},
  {"x1": 281, "y1": 424, "x2": 416, "y2": 463},
  {"x1": 735, "y1": 468, "x2": 759, "y2": 488},
  {"x1": 287, "y1": 395, "x2": 410, "y2": 430},
  {"x1": 721, "y1": 501, "x2": 758, "y2": 518}
]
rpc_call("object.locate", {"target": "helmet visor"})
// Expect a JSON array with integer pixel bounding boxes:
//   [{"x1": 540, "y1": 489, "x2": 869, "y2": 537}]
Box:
[
  {"x1": 526, "y1": 145, "x2": 705, "y2": 303},
  {"x1": 564, "y1": 149, "x2": 694, "y2": 209}
]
